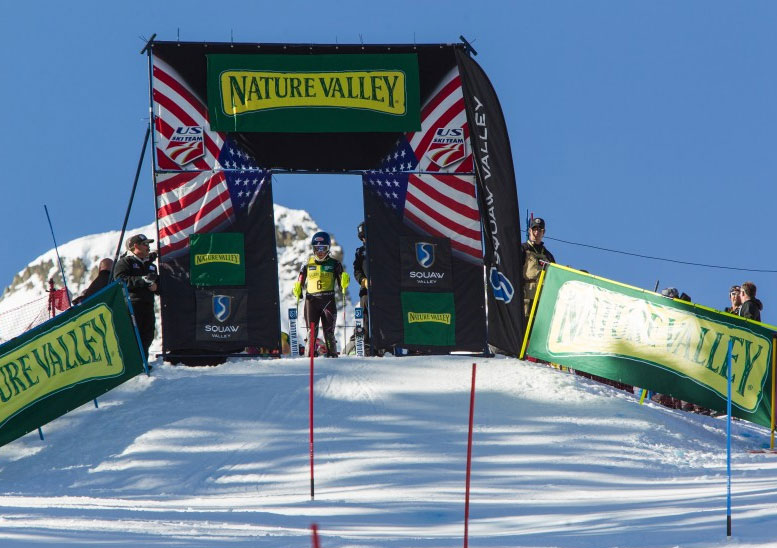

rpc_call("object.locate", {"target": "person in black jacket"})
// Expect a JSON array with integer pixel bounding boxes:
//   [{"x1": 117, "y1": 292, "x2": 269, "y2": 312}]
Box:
[
  {"x1": 114, "y1": 234, "x2": 158, "y2": 360},
  {"x1": 738, "y1": 281, "x2": 763, "y2": 322},
  {"x1": 72, "y1": 258, "x2": 113, "y2": 305},
  {"x1": 352, "y1": 222, "x2": 370, "y2": 343},
  {"x1": 521, "y1": 218, "x2": 556, "y2": 323}
]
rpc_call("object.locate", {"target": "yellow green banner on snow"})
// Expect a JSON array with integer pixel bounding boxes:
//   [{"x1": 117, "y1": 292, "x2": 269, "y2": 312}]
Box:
[{"x1": 525, "y1": 264, "x2": 775, "y2": 427}]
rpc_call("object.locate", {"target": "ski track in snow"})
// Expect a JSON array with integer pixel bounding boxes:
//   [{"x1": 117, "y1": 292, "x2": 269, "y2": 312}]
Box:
[{"x1": 0, "y1": 356, "x2": 775, "y2": 547}]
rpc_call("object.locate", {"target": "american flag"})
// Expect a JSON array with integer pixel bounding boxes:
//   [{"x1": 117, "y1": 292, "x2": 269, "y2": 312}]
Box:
[
  {"x1": 152, "y1": 57, "x2": 267, "y2": 257},
  {"x1": 371, "y1": 68, "x2": 482, "y2": 263},
  {"x1": 364, "y1": 172, "x2": 482, "y2": 262}
]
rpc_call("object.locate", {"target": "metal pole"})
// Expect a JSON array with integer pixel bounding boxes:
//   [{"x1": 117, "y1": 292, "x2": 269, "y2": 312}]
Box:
[
  {"x1": 464, "y1": 363, "x2": 477, "y2": 548},
  {"x1": 43, "y1": 206, "x2": 72, "y2": 307},
  {"x1": 726, "y1": 339, "x2": 733, "y2": 538},
  {"x1": 309, "y1": 321, "x2": 316, "y2": 500},
  {"x1": 111, "y1": 126, "x2": 151, "y2": 278}
]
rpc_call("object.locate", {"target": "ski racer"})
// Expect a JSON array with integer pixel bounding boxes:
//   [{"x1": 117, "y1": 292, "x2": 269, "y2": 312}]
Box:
[{"x1": 292, "y1": 232, "x2": 349, "y2": 357}]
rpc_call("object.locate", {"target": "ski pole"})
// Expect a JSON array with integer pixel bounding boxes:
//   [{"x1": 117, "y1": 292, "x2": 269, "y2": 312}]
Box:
[{"x1": 342, "y1": 286, "x2": 347, "y2": 354}]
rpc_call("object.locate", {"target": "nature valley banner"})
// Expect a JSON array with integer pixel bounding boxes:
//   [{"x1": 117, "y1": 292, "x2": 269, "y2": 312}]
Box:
[
  {"x1": 525, "y1": 265, "x2": 775, "y2": 427},
  {"x1": 401, "y1": 292, "x2": 456, "y2": 346},
  {"x1": 190, "y1": 232, "x2": 245, "y2": 286},
  {"x1": 0, "y1": 283, "x2": 145, "y2": 447},
  {"x1": 206, "y1": 54, "x2": 421, "y2": 133}
]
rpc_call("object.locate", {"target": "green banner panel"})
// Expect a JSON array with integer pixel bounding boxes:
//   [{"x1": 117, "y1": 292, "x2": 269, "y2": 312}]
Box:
[
  {"x1": 190, "y1": 232, "x2": 246, "y2": 286},
  {"x1": 401, "y1": 292, "x2": 456, "y2": 346},
  {"x1": 0, "y1": 283, "x2": 146, "y2": 447},
  {"x1": 206, "y1": 53, "x2": 421, "y2": 132},
  {"x1": 526, "y1": 264, "x2": 775, "y2": 428}
]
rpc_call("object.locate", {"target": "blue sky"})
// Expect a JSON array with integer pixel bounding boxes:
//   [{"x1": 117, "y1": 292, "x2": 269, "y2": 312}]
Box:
[{"x1": 2, "y1": 1, "x2": 775, "y2": 322}]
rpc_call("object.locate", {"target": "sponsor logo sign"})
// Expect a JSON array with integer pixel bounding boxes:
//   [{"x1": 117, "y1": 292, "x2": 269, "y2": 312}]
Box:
[
  {"x1": 165, "y1": 126, "x2": 205, "y2": 166},
  {"x1": 194, "y1": 253, "x2": 241, "y2": 266},
  {"x1": 190, "y1": 233, "x2": 245, "y2": 287},
  {"x1": 425, "y1": 127, "x2": 466, "y2": 168},
  {"x1": 0, "y1": 305, "x2": 124, "y2": 428},
  {"x1": 401, "y1": 292, "x2": 456, "y2": 346},
  {"x1": 196, "y1": 290, "x2": 248, "y2": 342},
  {"x1": 525, "y1": 264, "x2": 776, "y2": 426},
  {"x1": 408, "y1": 312, "x2": 452, "y2": 325},
  {"x1": 547, "y1": 280, "x2": 770, "y2": 411},
  {"x1": 401, "y1": 237, "x2": 451, "y2": 290},
  {"x1": 206, "y1": 54, "x2": 421, "y2": 133}
]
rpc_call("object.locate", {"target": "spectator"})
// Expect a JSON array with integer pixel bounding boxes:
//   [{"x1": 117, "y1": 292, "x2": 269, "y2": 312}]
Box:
[
  {"x1": 352, "y1": 222, "x2": 370, "y2": 346},
  {"x1": 660, "y1": 287, "x2": 679, "y2": 299},
  {"x1": 72, "y1": 258, "x2": 113, "y2": 305},
  {"x1": 725, "y1": 285, "x2": 741, "y2": 314},
  {"x1": 521, "y1": 217, "x2": 555, "y2": 323},
  {"x1": 738, "y1": 281, "x2": 762, "y2": 322},
  {"x1": 292, "y1": 231, "x2": 349, "y2": 358},
  {"x1": 114, "y1": 234, "x2": 158, "y2": 362}
]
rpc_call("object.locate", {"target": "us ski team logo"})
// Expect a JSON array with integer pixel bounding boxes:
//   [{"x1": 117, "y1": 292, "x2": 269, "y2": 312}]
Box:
[
  {"x1": 425, "y1": 127, "x2": 466, "y2": 168},
  {"x1": 166, "y1": 126, "x2": 205, "y2": 166},
  {"x1": 212, "y1": 295, "x2": 233, "y2": 323},
  {"x1": 415, "y1": 242, "x2": 435, "y2": 268}
]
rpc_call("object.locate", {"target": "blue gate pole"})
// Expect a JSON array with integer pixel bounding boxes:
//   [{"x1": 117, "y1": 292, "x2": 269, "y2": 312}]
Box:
[{"x1": 726, "y1": 339, "x2": 733, "y2": 538}]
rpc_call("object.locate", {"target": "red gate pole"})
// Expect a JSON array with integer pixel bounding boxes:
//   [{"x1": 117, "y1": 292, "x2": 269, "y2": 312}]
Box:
[
  {"x1": 464, "y1": 363, "x2": 477, "y2": 548},
  {"x1": 311, "y1": 523, "x2": 321, "y2": 548},
  {"x1": 310, "y1": 321, "x2": 317, "y2": 500}
]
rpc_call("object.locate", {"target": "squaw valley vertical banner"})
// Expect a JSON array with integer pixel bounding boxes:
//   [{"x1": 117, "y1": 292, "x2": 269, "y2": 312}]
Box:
[
  {"x1": 526, "y1": 264, "x2": 775, "y2": 428},
  {"x1": 0, "y1": 283, "x2": 145, "y2": 448},
  {"x1": 456, "y1": 49, "x2": 524, "y2": 356}
]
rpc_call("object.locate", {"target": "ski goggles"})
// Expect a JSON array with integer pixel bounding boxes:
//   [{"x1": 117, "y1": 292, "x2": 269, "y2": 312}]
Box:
[{"x1": 313, "y1": 245, "x2": 330, "y2": 254}]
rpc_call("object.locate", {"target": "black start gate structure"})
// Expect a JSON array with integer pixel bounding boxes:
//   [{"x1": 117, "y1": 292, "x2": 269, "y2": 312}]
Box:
[{"x1": 142, "y1": 37, "x2": 524, "y2": 360}]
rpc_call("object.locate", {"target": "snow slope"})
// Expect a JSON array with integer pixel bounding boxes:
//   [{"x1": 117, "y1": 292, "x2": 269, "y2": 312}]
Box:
[{"x1": 0, "y1": 355, "x2": 774, "y2": 547}]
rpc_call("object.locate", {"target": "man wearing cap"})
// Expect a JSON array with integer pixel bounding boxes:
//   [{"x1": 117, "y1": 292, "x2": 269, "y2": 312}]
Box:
[
  {"x1": 521, "y1": 218, "x2": 556, "y2": 323},
  {"x1": 114, "y1": 234, "x2": 159, "y2": 361},
  {"x1": 725, "y1": 285, "x2": 741, "y2": 315}
]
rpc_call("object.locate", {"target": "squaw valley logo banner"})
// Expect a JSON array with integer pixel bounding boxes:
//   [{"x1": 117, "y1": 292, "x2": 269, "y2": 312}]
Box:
[
  {"x1": 0, "y1": 283, "x2": 145, "y2": 448},
  {"x1": 525, "y1": 264, "x2": 775, "y2": 428}
]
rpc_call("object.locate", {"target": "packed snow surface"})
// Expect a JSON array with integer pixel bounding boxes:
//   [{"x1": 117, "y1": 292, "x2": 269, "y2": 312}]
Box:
[{"x1": 0, "y1": 355, "x2": 775, "y2": 547}]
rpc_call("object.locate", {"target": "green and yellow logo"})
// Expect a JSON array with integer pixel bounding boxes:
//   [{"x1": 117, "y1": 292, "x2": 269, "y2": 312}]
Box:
[
  {"x1": 0, "y1": 305, "x2": 124, "y2": 426},
  {"x1": 547, "y1": 281, "x2": 770, "y2": 411},
  {"x1": 408, "y1": 312, "x2": 452, "y2": 325},
  {"x1": 194, "y1": 253, "x2": 241, "y2": 266},
  {"x1": 220, "y1": 70, "x2": 407, "y2": 116}
]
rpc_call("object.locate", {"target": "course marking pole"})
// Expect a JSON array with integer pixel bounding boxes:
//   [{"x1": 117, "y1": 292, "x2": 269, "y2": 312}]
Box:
[
  {"x1": 726, "y1": 339, "x2": 733, "y2": 538},
  {"x1": 311, "y1": 523, "x2": 321, "y2": 548},
  {"x1": 771, "y1": 337, "x2": 775, "y2": 450},
  {"x1": 464, "y1": 363, "x2": 477, "y2": 548},
  {"x1": 310, "y1": 321, "x2": 316, "y2": 501}
]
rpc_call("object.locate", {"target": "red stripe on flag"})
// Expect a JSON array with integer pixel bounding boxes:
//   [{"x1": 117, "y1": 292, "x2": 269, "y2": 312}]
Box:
[
  {"x1": 157, "y1": 173, "x2": 225, "y2": 218},
  {"x1": 405, "y1": 192, "x2": 482, "y2": 242},
  {"x1": 155, "y1": 171, "x2": 200, "y2": 196},
  {"x1": 153, "y1": 65, "x2": 210, "y2": 120},
  {"x1": 159, "y1": 209, "x2": 234, "y2": 256},
  {"x1": 408, "y1": 176, "x2": 480, "y2": 221},
  {"x1": 158, "y1": 189, "x2": 232, "y2": 241}
]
